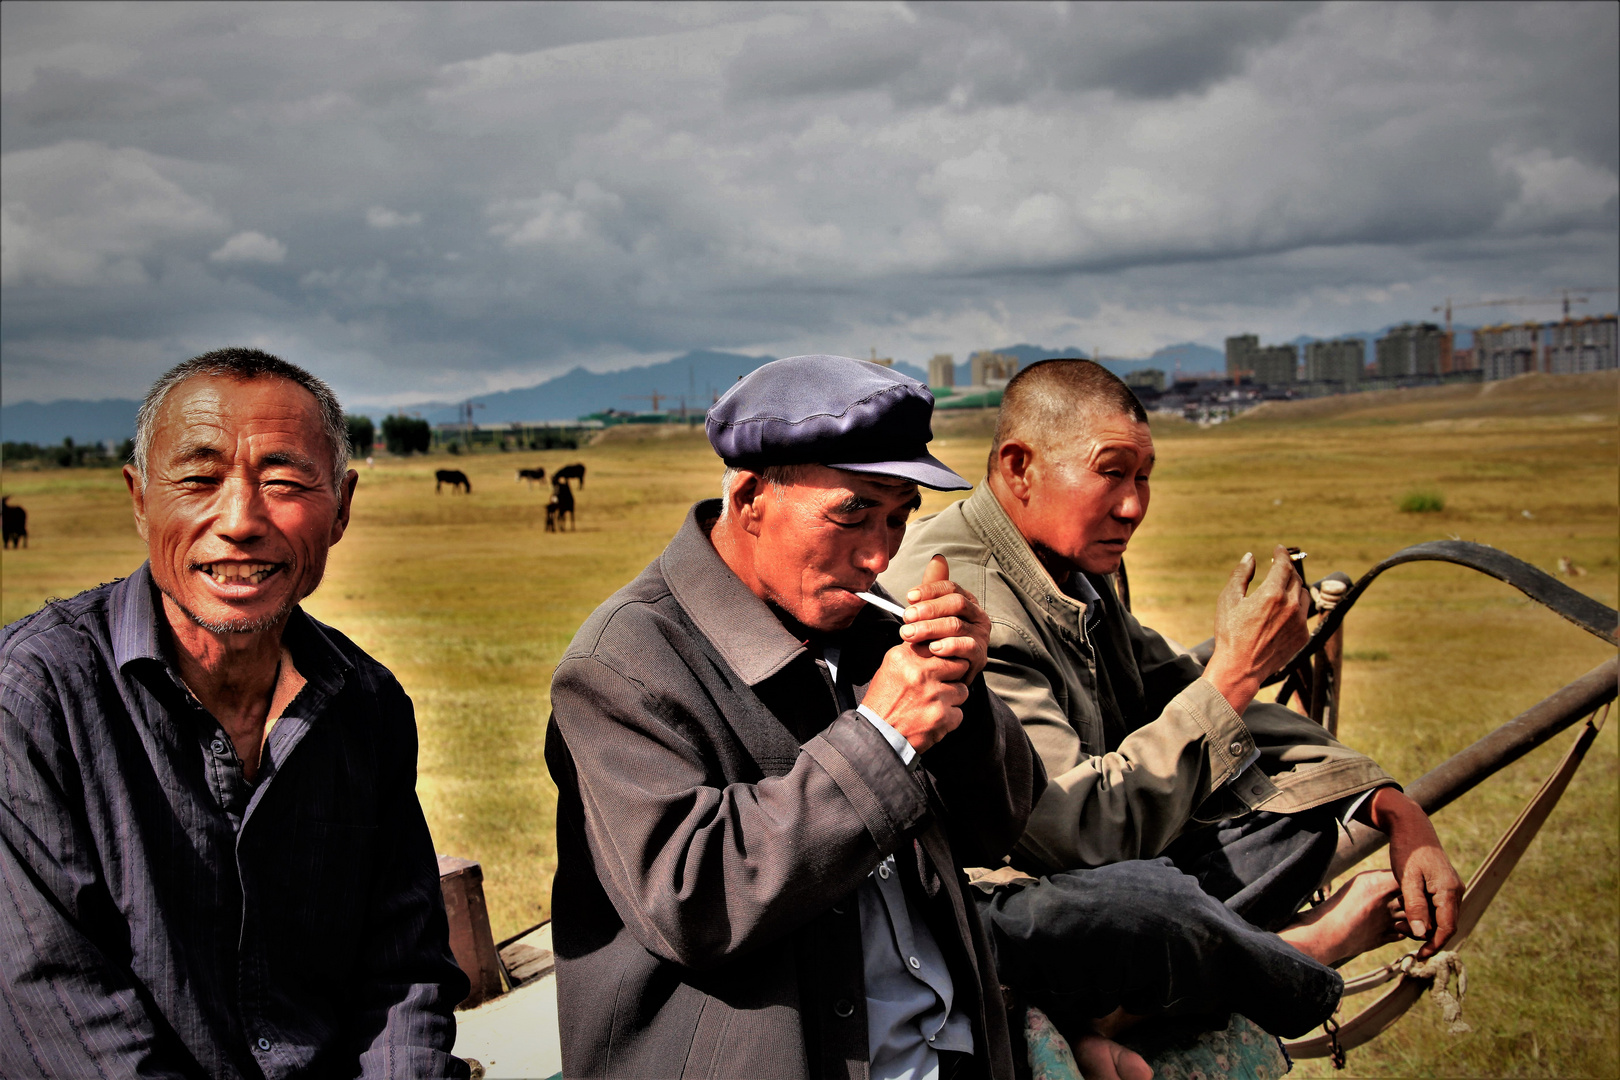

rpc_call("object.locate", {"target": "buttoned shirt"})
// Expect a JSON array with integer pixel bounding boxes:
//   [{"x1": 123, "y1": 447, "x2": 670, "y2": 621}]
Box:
[
  {"x1": 824, "y1": 647, "x2": 974, "y2": 1079},
  {"x1": 0, "y1": 564, "x2": 468, "y2": 1080}
]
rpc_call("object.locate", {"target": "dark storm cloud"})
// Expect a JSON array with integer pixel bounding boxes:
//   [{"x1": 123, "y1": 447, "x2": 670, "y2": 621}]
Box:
[
  {"x1": 726, "y1": 4, "x2": 1316, "y2": 107},
  {"x1": 1, "y1": 1, "x2": 1615, "y2": 405}
]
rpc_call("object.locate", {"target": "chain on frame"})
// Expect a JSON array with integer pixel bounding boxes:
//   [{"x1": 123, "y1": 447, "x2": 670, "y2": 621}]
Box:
[{"x1": 1323, "y1": 1012, "x2": 1347, "y2": 1070}]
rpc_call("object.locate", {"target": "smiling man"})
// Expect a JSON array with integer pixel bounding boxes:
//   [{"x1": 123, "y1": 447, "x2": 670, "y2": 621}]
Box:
[
  {"x1": 883, "y1": 360, "x2": 1462, "y2": 1075},
  {"x1": 545, "y1": 355, "x2": 1043, "y2": 1079},
  {"x1": 0, "y1": 349, "x2": 469, "y2": 1079}
]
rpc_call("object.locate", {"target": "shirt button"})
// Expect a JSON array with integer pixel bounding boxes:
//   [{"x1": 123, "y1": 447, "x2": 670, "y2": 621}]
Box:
[
  {"x1": 908, "y1": 956, "x2": 921, "y2": 970},
  {"x1": 257, "y1": 1037, "x2": 271, "y2": 1051},
  {"x1": 877, "y1": 863, "x2": 891, "y2": 880},
  {"x1": 928, "y1": 1034, "x2": 937, "y2": 1042},
  {"x1": 831, "y1": 904, "x2": 845, "y2": 916},
  {"x1": 833, "y1": 999, "x2": 854, "y2": 1018},
  {"x1": 1228, "y1": 741, "x2": 1244, "y2": 756},
  {"x1": 211, "y1": 738, "x2": 229, "y2": 756}
]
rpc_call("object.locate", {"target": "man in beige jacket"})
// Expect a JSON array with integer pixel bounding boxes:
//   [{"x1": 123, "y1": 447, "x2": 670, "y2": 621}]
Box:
[{"x1": 881, "y1": 359, "x2": 1461, "y2": 1077}]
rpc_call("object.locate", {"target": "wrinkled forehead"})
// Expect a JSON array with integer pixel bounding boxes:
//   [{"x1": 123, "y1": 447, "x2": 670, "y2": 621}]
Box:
[
  {"x1": 1056, "y1": 408, "x2": 1155, "y2": 462},
  {"x1": 159, "y1": 374, "x2": 319, "y2": 430},
  {"x1": 152, "y1": 375, "x2": 329, "y2": 460}
]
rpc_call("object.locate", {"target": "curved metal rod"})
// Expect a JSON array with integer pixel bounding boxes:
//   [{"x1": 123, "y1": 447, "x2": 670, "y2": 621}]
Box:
[
  {"x1": 1265, "y1": 540, "x2": 1617, "y2": 695},
  {"x1": 1324, "y1": 657, "x2": 1616, "y2": 880},
  {"x1": 1286, "y1": 706, "x2": 1607, "y2": 1058}
]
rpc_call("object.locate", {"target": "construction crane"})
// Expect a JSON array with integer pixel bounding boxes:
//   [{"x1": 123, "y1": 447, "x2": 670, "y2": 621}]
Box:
[
  {"x1": 1433, "y1": 288, "x2": 1618, "y2": 337},
  {"x1": 1432, "y1": 289, "x2": 1618, "y2": 371},
  {"x1": 623, "y1": 391, "x2": 668, "y2": 414}
]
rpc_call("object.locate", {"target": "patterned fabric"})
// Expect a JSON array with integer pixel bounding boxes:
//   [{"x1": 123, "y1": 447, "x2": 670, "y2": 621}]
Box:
[
  {"x1": 0, "y1": 564, "x2": 468, "y2": 1079},
  {"x1": 1025, "y1": 1006, "x2": 1084, "y2": 1080},
  {"x1": 1026, "y1": 1007, "x2": 1291, "y2": 1080}
]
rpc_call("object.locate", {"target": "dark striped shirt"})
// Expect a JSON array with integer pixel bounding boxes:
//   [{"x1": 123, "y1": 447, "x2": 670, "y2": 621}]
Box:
[{"x1": 0, "y1": 563, "x2": 469, "y2": 1079}]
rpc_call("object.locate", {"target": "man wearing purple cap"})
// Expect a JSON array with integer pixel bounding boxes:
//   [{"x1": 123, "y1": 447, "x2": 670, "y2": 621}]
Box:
[{"x1": 545, "y1": 355, "x2": 1044, "y2": 1079}]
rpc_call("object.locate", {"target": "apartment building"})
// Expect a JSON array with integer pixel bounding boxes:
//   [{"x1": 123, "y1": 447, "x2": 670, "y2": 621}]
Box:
[
  {"x1": 1375, "y1": 323, "x2": 1445, "y2": 377},
  {"x1": 1477, "y1": 315, "x2": 1617, "y2": 379},
  {"x1": 1304, "y1": 338, "x2": 1365, "y2": 383},
  {"x1": 1541, "y1": 315, "x2": 1617, "y2": 375}
]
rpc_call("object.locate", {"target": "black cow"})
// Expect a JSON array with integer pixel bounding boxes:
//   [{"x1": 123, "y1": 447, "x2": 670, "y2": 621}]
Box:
[
  {"x1": 516, "y1": 467, "x2": 546, "y2": 488},
  {"x1": 554, "y1": 462, "x2": 586, "y2": 488},
  {"x1": 545, "y1": 478, "x2": 575, "y2": 532},
  {"x1": 435, "y1": 469, "x2": 472, "y2": 494},
  {"x1": 2, "y1": 497, "x2": 26, "y2": 549}
]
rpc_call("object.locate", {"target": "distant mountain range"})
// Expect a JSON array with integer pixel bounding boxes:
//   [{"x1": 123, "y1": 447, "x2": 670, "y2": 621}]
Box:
[
  {"x1": 0, "y1": 398, "x2": 140, "y2": 447},
  {"x1": 0, "y1": 331, "x2": 1444, "y2": 444},
  {"x1": 352, "y1": 343, "x2": 1223, "y2": 425}
]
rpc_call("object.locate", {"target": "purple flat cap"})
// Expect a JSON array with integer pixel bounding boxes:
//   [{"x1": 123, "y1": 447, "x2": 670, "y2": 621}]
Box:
[{"x1": 706, "y1": 354, "x2": 970, "y2": 491}]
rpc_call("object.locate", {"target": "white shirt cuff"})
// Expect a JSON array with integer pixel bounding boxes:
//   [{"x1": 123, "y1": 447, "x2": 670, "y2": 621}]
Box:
[
  {"x1": 857, "y1": 704, "x2": 917, "y2": 768},
  {"x1": 1341, "y1": 788, "x2": 1378, "y2": 824}
]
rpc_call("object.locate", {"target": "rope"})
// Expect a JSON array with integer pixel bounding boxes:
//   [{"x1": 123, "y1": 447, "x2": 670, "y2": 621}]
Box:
[{"x1": 1406, "y1": 952, "x2": 1470, "y2": 1034}]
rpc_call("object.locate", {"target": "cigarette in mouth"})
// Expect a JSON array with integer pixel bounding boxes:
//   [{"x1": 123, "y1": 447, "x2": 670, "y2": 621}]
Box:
[{"x1": 856, "y1": 591, "x2": 908, "y2": 618}]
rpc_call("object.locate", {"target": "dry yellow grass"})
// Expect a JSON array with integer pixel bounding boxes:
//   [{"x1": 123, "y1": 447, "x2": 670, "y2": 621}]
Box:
[{"x1": 2, "y1": 371, "x2": 1614, "y2": 1076}]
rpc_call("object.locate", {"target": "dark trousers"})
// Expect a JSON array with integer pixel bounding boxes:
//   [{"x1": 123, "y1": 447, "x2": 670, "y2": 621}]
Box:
[{"x1": 978, "y1": 807, "x2": 1344, "y2": 1039}]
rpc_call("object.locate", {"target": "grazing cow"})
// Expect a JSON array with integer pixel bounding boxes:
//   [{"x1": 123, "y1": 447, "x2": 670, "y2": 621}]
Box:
[
  {"x1": 545, "y1": 477, "x2": 575, "y2": 532},
  {"x1": 516, "y1": 467, "x2": 547, "y2": 487},
  {"x1": 554, "y1": 462, "x2": 586, "y2": 489},
  {"x1": 2, "y1": 497, "x2": 26, "y2": 549},
  {"x1": 435, "y1": 469, "x2": 472, "y2": 494}
]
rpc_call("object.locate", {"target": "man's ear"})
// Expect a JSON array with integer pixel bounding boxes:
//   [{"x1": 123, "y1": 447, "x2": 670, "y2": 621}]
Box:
[
  {"x1": 995, "y1": 439, "x2": 1037, "y2": 502},
  {"x1": 728, "y1": 470, "x2": 769, "y2": 537},
  {"x1": 123, "y1": 465, "x2": 150, "y2": 542},
  {"x1": 329, "y1": 469, "x2": 359, "y2": 545}
]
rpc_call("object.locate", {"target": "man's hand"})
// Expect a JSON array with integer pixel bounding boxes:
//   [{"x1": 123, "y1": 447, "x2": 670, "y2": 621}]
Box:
[
  {"x1": 863, "y1": 557, "x2": 988, "y2": 753},
  {"x1": 898, "y1": 554, "x2": 992, "y2": 683},
  {"x1": 1359, "y1": 787, "x2": 1462, "y2": 958},
  {"x1": 1202, "y1": 545, "x2": 1310, "y2": 714},
  {"x1": 863, "y1": 642, "x2": 970, "y2": 753}
]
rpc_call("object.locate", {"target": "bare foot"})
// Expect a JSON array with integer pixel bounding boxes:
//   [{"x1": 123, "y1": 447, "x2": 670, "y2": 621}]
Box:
[
  {"x1": 1278, "y1": 870, "x2": 1405, "y2": 967},
  {"x1": 1072, "y1": 1032, "x2": 1153, "y2": 1080}
]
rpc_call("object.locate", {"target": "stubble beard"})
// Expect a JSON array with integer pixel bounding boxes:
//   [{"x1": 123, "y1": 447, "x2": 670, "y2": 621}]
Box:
[{"x1": 159, "y1": 572, "x2": 313, "y2": 636}]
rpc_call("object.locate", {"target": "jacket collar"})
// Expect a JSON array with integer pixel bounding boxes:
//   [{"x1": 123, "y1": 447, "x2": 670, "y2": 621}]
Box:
[
  {"x1": 960, "y1": 484, "x2": 1099, "y2": 635},
  {"x1": 660, "y1": 500, "x2": 809, "y2": 686},
  {"x1": 660, "y1": 500, "x2": 902, "y2": 686},
  {"x1": 109, "y1": 561, "x2": 351, "y2": 697}
]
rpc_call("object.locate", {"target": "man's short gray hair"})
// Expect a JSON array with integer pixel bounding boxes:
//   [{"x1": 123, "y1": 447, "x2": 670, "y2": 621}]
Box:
[
  {"x1": 133, "y1": 348, "x2": 349, "y2": 491},
  {"x1": 988, "y1": 359, "x2": 1149, "y2": 476},
  {"x1": 718, "y1": 464, "x2": 808, "y2": 521}
]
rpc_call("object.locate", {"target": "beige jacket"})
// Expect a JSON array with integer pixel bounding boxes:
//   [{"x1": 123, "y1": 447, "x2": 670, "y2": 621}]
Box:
[{"x1": 880, "y1": 484, "x2": 1394, "y2": 874}]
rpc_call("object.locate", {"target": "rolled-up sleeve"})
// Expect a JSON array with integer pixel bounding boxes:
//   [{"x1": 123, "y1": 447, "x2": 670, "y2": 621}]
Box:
[{"x1": 1004, "y1": 653, "x2": 1254, "y2": 872}]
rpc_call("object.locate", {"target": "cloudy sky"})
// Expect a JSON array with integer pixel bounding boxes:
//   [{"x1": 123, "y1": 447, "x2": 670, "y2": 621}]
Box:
[{"x1": 3, "y1": 1, "x2": 1616, "y2": 406}]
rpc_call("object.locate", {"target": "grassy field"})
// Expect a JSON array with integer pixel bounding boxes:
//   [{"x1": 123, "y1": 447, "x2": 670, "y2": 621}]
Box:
[{"x1": 2, "y1": 371, "x2": 1615, "y2": 1077}]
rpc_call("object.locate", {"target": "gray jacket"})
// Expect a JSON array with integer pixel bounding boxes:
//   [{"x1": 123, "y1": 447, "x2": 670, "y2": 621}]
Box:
[
  {"x1": 881, "y1": 485, "x2": 1392, "y2": 874},
  {"x1": 545, "y1": 500, "x2": 1044, "y2": 1078}
]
